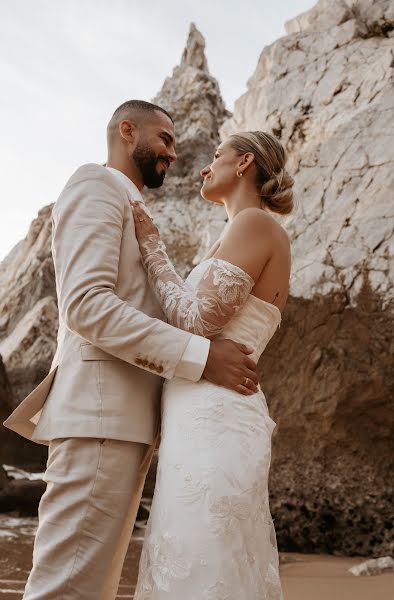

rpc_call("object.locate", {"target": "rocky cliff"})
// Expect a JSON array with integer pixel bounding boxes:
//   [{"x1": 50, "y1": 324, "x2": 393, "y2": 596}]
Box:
[
  {"x1": 0, "y1": 205, "x2": 57, "y2": 406},
  {"x1": 0, "y1": 205, "x2": 55, "y2": 467},
  {"x1": 221, "y1": 0, "x2": 394, "y2": 556}
]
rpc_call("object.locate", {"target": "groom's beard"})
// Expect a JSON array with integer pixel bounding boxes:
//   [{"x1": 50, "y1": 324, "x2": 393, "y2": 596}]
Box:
[{"x1": 133, "y1": 142, "x2": 169, "y2": 188}]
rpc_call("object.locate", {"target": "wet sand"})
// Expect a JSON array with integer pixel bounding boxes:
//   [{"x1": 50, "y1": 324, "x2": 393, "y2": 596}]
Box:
[
  {"x1": 1, "y1": 515, "x2": 393, "y2": 599},
  {"x1": 280, "y1": 553, "x2": 394, "y2": 600}
]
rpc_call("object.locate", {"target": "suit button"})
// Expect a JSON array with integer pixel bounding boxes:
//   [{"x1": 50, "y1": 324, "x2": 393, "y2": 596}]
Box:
[
  {"x1": 135, "y1": 358, "x2": 142, "y2": 365},
  {"x1": 148, "y1": 363, "x2": 156, "y2": 370},
  {"x1": 141, "y1": 359, "x2": 148, "y2": 367},
  {"x1": 157, "y1": 365, "x2": 163, "y2": 373}
]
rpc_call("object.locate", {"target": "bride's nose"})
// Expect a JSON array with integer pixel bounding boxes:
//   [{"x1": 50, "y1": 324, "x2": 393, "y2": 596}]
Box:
[{"x1": 200, "y1": 164, "x2": 210, "y2": 178}]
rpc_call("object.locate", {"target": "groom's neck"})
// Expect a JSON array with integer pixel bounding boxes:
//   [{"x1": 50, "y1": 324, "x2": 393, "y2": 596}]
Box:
[{"x1": 106, "y1": 154, "x2": 144, "y2": 191}]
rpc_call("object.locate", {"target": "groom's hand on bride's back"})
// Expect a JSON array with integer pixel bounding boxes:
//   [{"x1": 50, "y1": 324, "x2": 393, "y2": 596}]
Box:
[{"x1": 203, "y1": 339, "x2": 258, "y2": 395}]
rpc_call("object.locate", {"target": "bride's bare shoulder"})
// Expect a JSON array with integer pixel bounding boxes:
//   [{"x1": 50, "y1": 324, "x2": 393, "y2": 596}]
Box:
[
  {"x1": 213, "y1": 208, "x2": 290, "y2": 281},
  {"x1": 230, "y1": 208, "x2": 289, "y2": 242}
]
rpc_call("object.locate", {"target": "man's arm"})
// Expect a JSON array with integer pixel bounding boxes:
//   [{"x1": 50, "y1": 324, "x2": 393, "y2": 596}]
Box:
[{"x1": 53, "y1": 166, "x2": 207, "y2": 380}]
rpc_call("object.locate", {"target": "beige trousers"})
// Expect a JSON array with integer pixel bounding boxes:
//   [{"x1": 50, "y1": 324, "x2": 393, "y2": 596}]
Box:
[{"x1": 23, "y1": 436, "x2": 156, "y2": 600}]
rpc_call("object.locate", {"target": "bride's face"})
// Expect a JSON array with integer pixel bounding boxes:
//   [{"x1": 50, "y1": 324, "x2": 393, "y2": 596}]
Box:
[{"x1": 200, "y1": 142, "x2": 240, "y2": 204}]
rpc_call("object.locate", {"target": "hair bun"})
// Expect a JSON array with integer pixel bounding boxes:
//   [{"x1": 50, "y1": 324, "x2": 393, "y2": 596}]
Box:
[
  {"x1": 229, "y1": 131, "x2": 295, "y2": 215},
  {"x1": 260, "y1": 170, "x2": 294, "y2": 215}
]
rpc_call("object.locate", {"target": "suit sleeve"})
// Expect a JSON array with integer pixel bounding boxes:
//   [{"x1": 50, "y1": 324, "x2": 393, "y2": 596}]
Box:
[{"x1": 52, "y1": 168, "x2": 209, "y2": 380}]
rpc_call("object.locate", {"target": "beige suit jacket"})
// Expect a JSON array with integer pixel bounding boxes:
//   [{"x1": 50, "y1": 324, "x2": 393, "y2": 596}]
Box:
[{"x1": 3, "y1": 164, "x2": 209, "y2": 445}]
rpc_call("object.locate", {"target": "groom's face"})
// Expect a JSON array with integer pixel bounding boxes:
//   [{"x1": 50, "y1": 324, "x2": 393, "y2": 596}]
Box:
[{"x1": 133, "y1": 111, "x2": 177, "y2": 188}]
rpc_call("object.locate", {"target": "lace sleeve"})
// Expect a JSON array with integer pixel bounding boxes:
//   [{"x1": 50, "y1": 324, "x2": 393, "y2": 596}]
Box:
[{"x1": 139, "y1": 235, "x2": 254, "y2": 338}]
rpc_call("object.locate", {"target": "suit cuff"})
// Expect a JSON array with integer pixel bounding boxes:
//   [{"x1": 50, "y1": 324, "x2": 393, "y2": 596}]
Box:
[{"x1": 174, "y1": 335, "x2": 210, "y2": 382}]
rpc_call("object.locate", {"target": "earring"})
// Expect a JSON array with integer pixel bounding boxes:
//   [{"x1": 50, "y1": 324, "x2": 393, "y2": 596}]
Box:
[{"x1": 236, "y1": 170, "x2": 243, "y2": 178}]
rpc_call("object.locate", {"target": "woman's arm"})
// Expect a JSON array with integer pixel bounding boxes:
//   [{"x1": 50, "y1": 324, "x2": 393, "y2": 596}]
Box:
[{"x1": 131, "y1": 202, "x2": 271, "y2": 339}]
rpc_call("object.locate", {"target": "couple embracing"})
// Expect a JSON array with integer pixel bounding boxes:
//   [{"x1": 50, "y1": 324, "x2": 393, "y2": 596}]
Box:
[{"x1": 4, "y1": 99, "x2": 293, "y2": 599}]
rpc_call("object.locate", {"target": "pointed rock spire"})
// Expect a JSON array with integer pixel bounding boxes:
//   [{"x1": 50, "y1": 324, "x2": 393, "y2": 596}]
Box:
[
  {"x1": 153, "y1": 23, "x2": 230, "y2": 143},
  {"x1": 147, "y1": 23, "x2": 229, "y2": 276},
  {"x1": 181, "y1": 23, "x2": 208, "y2": 72}
]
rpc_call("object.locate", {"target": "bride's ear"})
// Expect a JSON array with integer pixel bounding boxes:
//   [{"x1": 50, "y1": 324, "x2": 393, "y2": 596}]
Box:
[{"x1": 238, "y1": 152, "x2": 255, "y2": 173}]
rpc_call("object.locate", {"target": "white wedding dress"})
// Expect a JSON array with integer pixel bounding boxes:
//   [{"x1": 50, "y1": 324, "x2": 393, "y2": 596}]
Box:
[{"x1": 134, "y1": 242, "x2": 283, "y2": 600}]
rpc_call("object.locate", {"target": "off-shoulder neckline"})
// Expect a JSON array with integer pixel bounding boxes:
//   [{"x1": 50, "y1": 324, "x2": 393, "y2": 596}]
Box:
[{"x1": 198, "y1": 257, "x2": 282, "y2": 318}]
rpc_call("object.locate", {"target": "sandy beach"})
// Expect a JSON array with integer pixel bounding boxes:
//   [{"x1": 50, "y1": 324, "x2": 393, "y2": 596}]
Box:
[
  {"x1": 280, "y1": 553, "x2": 394, "y2": 600},
  {"x1": 1, "y1": 515, "x2": 393, "y2": 600}
]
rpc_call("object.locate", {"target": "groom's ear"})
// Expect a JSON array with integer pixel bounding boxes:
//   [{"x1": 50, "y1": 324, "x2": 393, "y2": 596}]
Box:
[{"x1": 119, "y1": 119, "x2": 138, "y2": 145}]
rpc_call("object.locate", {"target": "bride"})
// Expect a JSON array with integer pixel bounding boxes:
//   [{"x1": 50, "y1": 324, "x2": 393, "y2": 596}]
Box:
[{"x1": 131, "y1": 131, "x2": 293, "y2": 599}]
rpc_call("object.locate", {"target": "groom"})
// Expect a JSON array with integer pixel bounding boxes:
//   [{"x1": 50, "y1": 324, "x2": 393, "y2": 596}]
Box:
[{"x1": 4, "y1": 100, "x2": 258, "y2": 599}]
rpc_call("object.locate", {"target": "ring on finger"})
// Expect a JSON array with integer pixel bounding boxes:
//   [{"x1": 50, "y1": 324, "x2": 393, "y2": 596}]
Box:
[{"x1": 244, "y1": 377, "x2": 250, "y2": 387}]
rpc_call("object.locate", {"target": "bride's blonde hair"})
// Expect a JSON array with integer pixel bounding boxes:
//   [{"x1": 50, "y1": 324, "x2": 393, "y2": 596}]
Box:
[{"x1": 229, "y1": 131, "x2": 294, "y2": 215}]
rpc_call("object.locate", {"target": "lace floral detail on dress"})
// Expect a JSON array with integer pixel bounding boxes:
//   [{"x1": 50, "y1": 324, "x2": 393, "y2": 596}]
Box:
[
  {"x1": 209, "y1": 455, "x2": 271, "y2": 537},
  {"x1": 204, "y1": 580, "x2": 232, "y2": 600},
  {"x1": 133, "y1": 238, "x2": 284, "y2": 600},
  {"x1": 135, "y1": 530, "x2": 192, "y2": 597},
  {"x1": 139, "y1": 235, "x2": 255, "y2": 337}
]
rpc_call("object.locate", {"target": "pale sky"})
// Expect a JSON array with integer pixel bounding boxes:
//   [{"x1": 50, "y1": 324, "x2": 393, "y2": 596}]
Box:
[{"x1": 0, "y1": 0, "x2": 316, "y2": 261}]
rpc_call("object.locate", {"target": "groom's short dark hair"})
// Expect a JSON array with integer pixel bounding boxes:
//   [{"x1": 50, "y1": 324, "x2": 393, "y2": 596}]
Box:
[
  {"x1": 107, "y1": 100, "x2": 174, "y2": 146},
  {"x1": 111, "y1": 100, "x2": 173, "y2": 124}
]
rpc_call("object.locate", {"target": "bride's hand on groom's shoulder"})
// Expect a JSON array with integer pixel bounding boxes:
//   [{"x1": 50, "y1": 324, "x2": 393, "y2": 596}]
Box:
[{"x1": 130, "y1": 200, "x2": 160, "y2": 247}]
